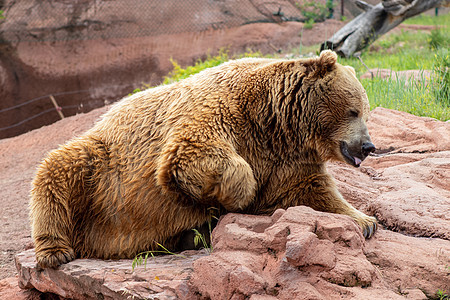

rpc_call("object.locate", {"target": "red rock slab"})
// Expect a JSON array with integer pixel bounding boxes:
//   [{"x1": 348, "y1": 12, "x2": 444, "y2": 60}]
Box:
[
  {"x1": 14, "y1": 207, "x2": 449, "y2": 299},
  {"x1": 367, "y1": 107, "x2": 450, "y2": 154},
  {"x1": 15, "y1": 248, "x2": 206, "y2": 300}
]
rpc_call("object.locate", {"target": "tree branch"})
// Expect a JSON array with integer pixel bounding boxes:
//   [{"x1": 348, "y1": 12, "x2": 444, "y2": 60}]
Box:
[{"x1": 321, "y1": 0, "x2": 450, "y2": 58}]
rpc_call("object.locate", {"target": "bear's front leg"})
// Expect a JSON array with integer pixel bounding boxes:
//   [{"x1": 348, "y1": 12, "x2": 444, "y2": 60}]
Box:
[
  {"x1": 298, "y1": 173, "x2": 377, "y2": 238},
  {"x1": 261, "y1": 169, "x2": 377, "y2": 238},
  {"x1": 319, "y1": 185, "x2": 377, "y2": 238},
  {"x1": 157, "y1": 138, "x2": 257, "y2": 211}
]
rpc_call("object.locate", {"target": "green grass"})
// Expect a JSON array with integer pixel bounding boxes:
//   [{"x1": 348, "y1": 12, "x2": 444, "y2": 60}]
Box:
[
  {"x1": 361, "y1": 72, "x2": 449, "y2": 121},
  {"x1": 132, "y1": 242, "x2": 187, "y2": 271},
  {"x1": 403, "y1": 12, "x2": 450, "y2": 26},
  {"x1": 436, "y1": 289, "x2": 449, "y2": 300},
  {"x1": 163, "y1": 50, "x2": 263, "y2": 85},
  {"x1": 336, "y1": 29, "x2": 444, "y2": 75}
]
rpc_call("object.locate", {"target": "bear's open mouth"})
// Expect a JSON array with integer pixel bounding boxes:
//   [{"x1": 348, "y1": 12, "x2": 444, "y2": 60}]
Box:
[{"x1": 340, "y1": 141, "x2": 362, "y2": 167}]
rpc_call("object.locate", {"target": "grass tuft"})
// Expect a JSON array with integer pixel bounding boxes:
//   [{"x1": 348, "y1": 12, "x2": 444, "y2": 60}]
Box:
[
  {"x1": 436, "y1": 289, "x2": 449, "y2": 300},
  {"x1": 132, "y1": 243, "x2": 187, "y2": 271},
  {"x1": 163, "y1": 50, "x2": 263, "y2": 85}
]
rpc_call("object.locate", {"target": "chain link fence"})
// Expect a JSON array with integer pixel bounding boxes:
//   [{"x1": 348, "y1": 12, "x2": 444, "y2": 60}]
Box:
[
  {"x1": 0, "y1": 0, "x2": 336, "y2": 139},
  {"x1": 0, "y1": 0, "x2": 309, "y2": 43}
]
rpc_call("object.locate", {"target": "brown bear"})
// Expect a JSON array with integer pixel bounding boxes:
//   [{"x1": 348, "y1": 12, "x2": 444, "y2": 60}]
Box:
[{"x1": 30, "y1": 50, "x2": 377, "y2": 269}]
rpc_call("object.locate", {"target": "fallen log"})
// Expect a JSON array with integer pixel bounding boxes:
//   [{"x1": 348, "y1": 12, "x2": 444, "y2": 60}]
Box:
[{"x1": 321, "y1": 0, "x2": 450, "y2": 58}]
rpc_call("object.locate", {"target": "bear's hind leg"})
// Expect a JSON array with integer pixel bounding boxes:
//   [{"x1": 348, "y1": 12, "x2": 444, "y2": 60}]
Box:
[
  {"x1": 33, "y1": 233, "x2": 75, "y2": 269},
  {"x1": 31, "y1": 198, "x2": 75, "y2": 268},
  {"x1": 30, "y1": 151, "x2": 81, "y2": 268}
]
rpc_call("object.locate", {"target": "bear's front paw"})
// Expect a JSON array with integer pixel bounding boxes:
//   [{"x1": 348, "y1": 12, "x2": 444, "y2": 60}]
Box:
[
  {"x1": 218, "y1": 155, "x2": 257, "y2": 211},
  {"x1": 354, "y1": 214, "x2": 377, "y2": 239},
  {"x1": 36, "y1": 247, "x2": 75, "y2": 269}
]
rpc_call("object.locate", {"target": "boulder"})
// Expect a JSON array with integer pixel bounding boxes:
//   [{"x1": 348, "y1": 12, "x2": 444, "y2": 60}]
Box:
[
  {"x1": 15, "y1": 206, "x2": 449, "y2": 299},
  {"x1": 191, "y1": 206, "x2": 449, "y2": 299}
]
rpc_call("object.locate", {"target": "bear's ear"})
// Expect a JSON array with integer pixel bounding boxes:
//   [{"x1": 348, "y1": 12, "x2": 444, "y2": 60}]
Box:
[
  {"x1": 318, "y1": 50, "x2": 338, "y2": 69},
  {"x1": 345, "y1": 65, "x2": 356, "y2": 76},
  {"x1": 303, "y1": 50, "x2": 338, "y2": 78}
]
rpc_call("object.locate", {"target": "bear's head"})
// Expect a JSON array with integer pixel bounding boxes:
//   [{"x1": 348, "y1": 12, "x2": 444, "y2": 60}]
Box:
[{"x1": 298, "y1": 50, "x2": 376, "y2": 167}]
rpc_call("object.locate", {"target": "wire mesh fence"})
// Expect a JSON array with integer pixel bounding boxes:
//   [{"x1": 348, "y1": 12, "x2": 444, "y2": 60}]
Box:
[
  {"x1": 0, "y1": 0, "x2": 307, "y2": 43},
  {"x1": 0, "y1": 89, "x2": 109, "y2": 136},
  {"x1": 0, "y1": 0, "x2": 324, "y2": 139}
]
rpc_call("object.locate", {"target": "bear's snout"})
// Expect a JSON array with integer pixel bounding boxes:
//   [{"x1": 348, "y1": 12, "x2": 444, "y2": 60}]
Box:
[
  {"x1": 361, "y1": 142, "x2": 376, "y2": 157},
  {"x1": 340, "y1": 139, "x2": 374, "y2": 168}
]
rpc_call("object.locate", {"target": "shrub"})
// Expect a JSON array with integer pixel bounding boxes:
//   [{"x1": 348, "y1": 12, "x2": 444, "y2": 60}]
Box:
[
  {"x1": 163, "y1": 50, "x2": 262, "y2": 84},
  {"x1": 304, "y1": 18, "x2": 315, "y2": 29},
  {"x1": 297, "y1": 0, "x2": 333, "y2": 23},
  {"x1": 163, "y1": 51, "x2": 231, "y2": 84}
]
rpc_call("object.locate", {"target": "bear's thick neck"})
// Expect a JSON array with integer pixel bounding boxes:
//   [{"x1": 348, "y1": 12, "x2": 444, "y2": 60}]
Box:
[{"x1": 251, "y1": 73, "x2": 319, "y2": 160}]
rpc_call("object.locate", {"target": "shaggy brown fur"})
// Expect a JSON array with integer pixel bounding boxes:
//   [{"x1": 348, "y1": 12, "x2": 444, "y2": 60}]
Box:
[{"x1": 30, "y1": 50, "x2": 377, "y2": 268}]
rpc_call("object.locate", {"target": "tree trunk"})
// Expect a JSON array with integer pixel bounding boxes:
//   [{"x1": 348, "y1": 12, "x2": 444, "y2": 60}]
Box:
[{"x1": 321, "y1": 0, "x2": 450, "y2": 58}]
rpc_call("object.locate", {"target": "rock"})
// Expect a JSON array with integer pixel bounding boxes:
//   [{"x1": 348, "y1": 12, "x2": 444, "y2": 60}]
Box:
[
  {"x1": 367, "y1": 107, "x2": 450, "y2": 153},
  {"x1": 360, "y1": 68, "x2": 433, "y2": 85},
  {"x1": 16, "y1": 248, "x2": 207, "y2": 299},
  {"x1": 365, "y1": 230, "x2": 450, "y2": 297},
  {"x1": 2, "y1": 104, "x2": 450, "y2": 298},
  {"x1": 191, "y1": 206, "x2": 449, "y2": 299},
  {"x1": 15, "y1": 206, "x2": 449, "y2": 299},
  {"x1": 192, "y1": 207, "x2": 373, "y2": 299}
]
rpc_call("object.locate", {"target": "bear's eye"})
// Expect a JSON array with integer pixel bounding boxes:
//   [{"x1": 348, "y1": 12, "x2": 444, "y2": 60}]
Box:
[{"x1": 349, "y1": 110, "x2": 359, "y2": 118}]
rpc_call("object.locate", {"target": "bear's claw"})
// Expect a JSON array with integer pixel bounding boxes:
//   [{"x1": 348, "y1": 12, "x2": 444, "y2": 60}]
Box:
[
  {"x1": 362, "y1": 221, "x2": 377, "y2": 238},
  {"x1": 352, "y1": 213, "x2": 377, "y2": 239}
]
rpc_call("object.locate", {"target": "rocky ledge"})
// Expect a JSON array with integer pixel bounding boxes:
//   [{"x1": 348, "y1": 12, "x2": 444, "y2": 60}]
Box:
[
  {"x1": 15, "y1": 206, "x2": 450, "y2": 299},
  {"x1": 3, "y1": 107, "x2": 450, "y2": 299}
]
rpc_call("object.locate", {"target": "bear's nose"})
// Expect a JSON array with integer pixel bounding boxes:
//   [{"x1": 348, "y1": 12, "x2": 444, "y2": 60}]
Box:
[{"x1": 362, "y1": 142, "x2": 376, "y2": 156}]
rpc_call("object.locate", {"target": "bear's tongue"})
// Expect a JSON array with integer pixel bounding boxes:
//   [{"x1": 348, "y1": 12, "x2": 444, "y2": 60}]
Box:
[{"x1": 354, "y1": 157, "x2": 362, "y2": 166}]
